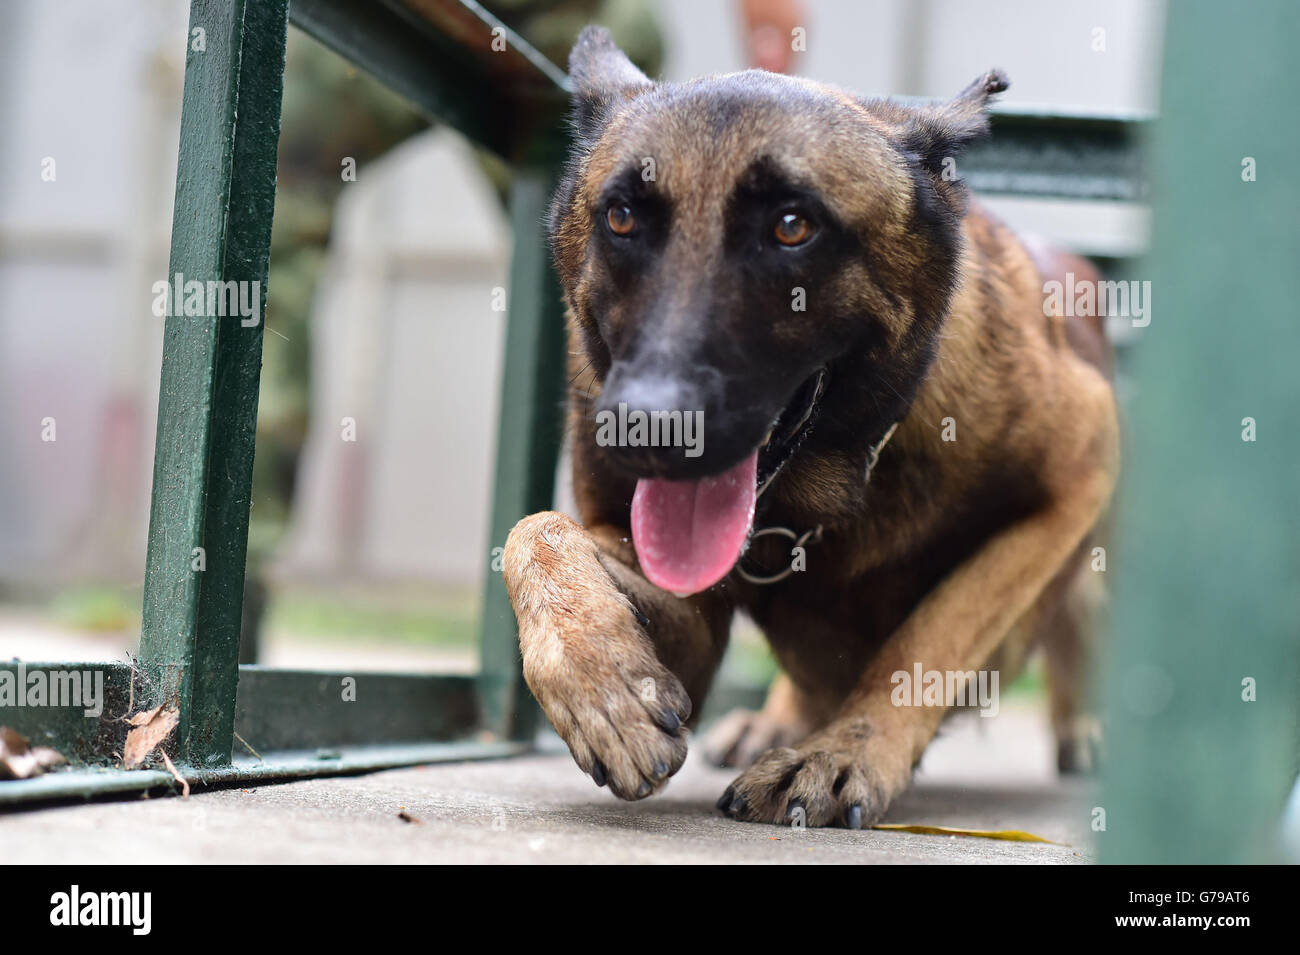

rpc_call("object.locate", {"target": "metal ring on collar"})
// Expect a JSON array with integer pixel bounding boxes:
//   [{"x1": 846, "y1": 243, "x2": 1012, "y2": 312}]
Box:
[{"x1": 735, "y1": 524, "x2": 823, "y2": 586}]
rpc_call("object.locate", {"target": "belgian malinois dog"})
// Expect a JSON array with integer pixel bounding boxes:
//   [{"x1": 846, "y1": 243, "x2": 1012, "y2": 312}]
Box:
[{"x1": 503, "y1": 27, "x2": 1118, "y2": 828}]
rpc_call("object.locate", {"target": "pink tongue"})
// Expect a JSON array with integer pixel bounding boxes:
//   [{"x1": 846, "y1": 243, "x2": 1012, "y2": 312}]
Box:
[{"x1": 631, "y1": 451, "x2": 758, "y2": 596}]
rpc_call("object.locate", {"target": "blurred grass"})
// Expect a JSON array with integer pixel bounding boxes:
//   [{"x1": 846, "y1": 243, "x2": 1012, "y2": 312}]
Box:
[
  {"x1": 48, "y1": 586, "x2": 139, "y2": 632},
  {"x1": 719, "y1": 614, "x2": 1047, "y2": 699},
  {"x1": 263, "y1": 585, "x2": 478, "y2": 648},
  {"x1": 1006, "y1": 661, "x2": 1046, "y2": 698},
  {"x1": 32, "y1": 583, "x2": 478, "y2": 650},
  {"x1": 33, "y1": 585, "x2": 1047, "y2": 700}
]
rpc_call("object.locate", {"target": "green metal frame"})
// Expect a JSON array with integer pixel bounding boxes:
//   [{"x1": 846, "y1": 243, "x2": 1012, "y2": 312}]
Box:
[
  {"x1": 966, "y1": 105, "x2": 1147, "y2": 203},
  {"x1": 2, "y1": 0, "x2": 568, "y2": 803},
  {"x1": 140, "y1": 0, "x2": 288, "y2": 771},
  {"x1": 3, "y1": 0, "x2": 1167, "y2": 810},
  {"x1": 1099, "y1": 0, "x2": 1300, "y2": 864}
]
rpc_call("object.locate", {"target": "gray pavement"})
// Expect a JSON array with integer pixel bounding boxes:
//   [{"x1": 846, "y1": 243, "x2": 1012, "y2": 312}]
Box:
[{"x1": 0, "y1": 702, "x2": 1095, "y2": 864}]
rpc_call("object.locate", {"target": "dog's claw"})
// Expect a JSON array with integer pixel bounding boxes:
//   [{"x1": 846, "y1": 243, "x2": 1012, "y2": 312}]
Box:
[
  {"x1": 785, "y1": 798, "x2": 805, "y2": 823},
  {"x1": 636, "y1": 779, "x2": 652, "y2": 798},
  {"x1": 845, "y1": 803, "x2": 863, "y2": 830},
  {"x1": 655, "y1": 710, "x2": 681, "y2": 733},
  {"x1": 652, "y1": 760, "x2": 669, "y2": 780},
  {"x1": 715, "y1": 787, "x2": 734, "y2": 812},
  {"x1": 592, "y1": 760, "x2": 607, "y2": 787}
]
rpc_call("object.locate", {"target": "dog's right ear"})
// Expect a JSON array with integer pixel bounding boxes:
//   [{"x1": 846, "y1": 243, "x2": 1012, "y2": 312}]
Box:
[{"x1": 568, "y1": 26, "x2": 653, "y2": 144}]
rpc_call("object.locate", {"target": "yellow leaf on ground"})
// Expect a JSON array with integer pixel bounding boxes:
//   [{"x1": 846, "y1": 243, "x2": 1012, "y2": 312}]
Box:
[{"x1": 872, "y1": 823, "x2": 1061, "y2": 844}]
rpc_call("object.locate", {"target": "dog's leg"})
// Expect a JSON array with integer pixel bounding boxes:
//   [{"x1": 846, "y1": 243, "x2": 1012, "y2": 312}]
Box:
[
  {"x1": 704, "y1": 673, "x2": 826, "y2": 769},
  {"x1": 721, "y1": 405, "x2": 1117, "y2": 826},
  {"x1": 504, "y1": 511, "x2": 732, "y2": 800},
  {"x1": 1043, "y1": 553, "x2": 1107, "y2": 774}
]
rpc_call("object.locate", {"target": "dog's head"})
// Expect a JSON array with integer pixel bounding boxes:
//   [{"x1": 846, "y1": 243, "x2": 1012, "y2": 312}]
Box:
[{"x1": 551, "y1": 27, "x2": 1006, "y2": 594}]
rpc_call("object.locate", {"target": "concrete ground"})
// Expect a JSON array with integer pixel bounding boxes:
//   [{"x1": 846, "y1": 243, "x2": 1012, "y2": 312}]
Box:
[{"x1": 1, "y1": 702, "x2": 1095, "y2": 864}]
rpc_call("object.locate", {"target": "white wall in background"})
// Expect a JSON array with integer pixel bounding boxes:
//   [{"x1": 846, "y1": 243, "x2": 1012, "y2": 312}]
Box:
[
  {"x1": 660, "y1": 0, "x2": 1164, "y2": 110},
  {"x1": 276, "y1": 131, "x2": 510, "y2": 585},
  {"x1": 0, "y1": 0, "x2": 1164, "y2": 592},
  {"x1": 0, "y1": 0, "x2": 185, "y2": 585}
]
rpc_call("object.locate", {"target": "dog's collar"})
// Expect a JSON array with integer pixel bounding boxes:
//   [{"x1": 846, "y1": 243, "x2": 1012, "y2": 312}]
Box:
[{"x1": 738, "y1": 420, "x2": 900, "y2": 586}]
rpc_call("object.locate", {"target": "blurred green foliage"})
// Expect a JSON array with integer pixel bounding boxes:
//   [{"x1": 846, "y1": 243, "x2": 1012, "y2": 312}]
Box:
[{"x1": 49, "y1": 586, "x2": 139, "y2": 633}]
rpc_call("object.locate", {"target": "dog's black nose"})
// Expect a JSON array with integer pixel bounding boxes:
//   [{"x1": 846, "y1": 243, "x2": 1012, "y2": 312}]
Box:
[{"x1": 599, "y1": 367, "x2": 696, "y2": 419}]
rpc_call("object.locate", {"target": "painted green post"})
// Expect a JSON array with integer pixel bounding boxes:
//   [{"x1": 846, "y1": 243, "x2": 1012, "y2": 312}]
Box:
[
  {"x1": 1100, "y1": 0, "x2": 1300, "y2": 862},
  {"x1": 477, "y1": 166, "x2": 568, "y2": 741},
  {"x1": 139, "y1": 0, "x2": 288, "y2": 768}
]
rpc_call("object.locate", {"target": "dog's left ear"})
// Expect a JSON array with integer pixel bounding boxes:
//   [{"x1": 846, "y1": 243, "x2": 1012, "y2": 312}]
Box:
[
  {"x1": 892, "y1": 70, "x2": 1008, "y2": 211},
  {"x1": 568, "y1": 26, "x2": 653, "y2": 144},
  {"x1": 902, "y1": 70, "x2": 1008, "y2": 170}
]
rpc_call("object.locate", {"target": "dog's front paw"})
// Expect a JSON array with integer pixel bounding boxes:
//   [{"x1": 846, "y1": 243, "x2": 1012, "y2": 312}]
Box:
[
  {"x1": 505, "y1": 512, "x2": 692, "y2": 800},
  {"x1": 716, "y1": 724, "x2": 912, "y2": 828}
]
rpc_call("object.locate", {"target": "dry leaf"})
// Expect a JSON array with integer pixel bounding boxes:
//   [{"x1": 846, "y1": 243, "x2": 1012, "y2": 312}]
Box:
[
  {"x1": 127, "y1": 705, "x2": 162, "y2": 727},
  {"x1": 31, "y1": 747, "x2": 67, "y2": 771},
  {"x1": 871, "y1": 823, "x2": 1061, "y2": 844},
  {"x1": 123, "y1": 705, "x2": 179, "y2": 769},
  {"x1": 397, "y1": 810, "x2": 422, "y2": 824},
  {"x1": 159, "y1": 750, "x2": 189, "y2": 797},
  {"x1": 0, "y1": 726, "x2": 67, "y2": 780}
]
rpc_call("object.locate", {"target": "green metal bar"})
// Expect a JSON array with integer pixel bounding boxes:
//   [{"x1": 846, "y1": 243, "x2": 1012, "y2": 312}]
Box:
[
  {"x1": 0, "y1": 770, "x2": 176, "y2": 808},
  {"x1": 883, "y1": 98, "x2": 1150, "y2": 203},
  {"x1": 477, "y1": 166, "x2": 569, "y2": 741},
  {"x1": 0, "y1": 662, "x2": 867, "y2": 791},
  {"x1": 0, "y1": 742, "x2": 529, "y2": 808},
  {"x1": 1100, "y1": 0, "x2": 1300, "y2": 863},
  {"x1": 0, "y1": 663, "x2": 135, "y2": 766},
  {"x1": 1, "y1": 664, "x2": 491, "y2": 805},
  {"x1": 233, "y1": 667, "x2": 479, "y2": 750},
  {"x1": 969, "y1": 109, "x2": 1149, "y2": 202},
  {"x1": 139, "y1": 0, "x2": 289, "y2": 769},
  {"x1": 288, "y1": 0, "x2": 568, "y2": 163}
]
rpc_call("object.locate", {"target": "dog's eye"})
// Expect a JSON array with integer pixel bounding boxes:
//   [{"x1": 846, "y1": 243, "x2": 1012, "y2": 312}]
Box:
[
  {"x1": 773, "y1": 212, "x2": 815, "y2": 247},
  {"x1": 606, "y1": 203, "x2": 636, "y2": 236}
]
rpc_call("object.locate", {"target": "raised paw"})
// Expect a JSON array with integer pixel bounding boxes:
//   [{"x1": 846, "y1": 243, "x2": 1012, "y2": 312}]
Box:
[
  {"x1": 505, "y1": 512, "x2": 692, "y2": 800},
  {"x1": 541, "y1": 654, "x2": 691, "y2": 800}
]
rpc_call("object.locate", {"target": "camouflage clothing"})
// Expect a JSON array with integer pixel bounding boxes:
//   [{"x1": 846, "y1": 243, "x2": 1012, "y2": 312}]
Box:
[{"x1": 242, "y1": 2, "x2": 663, "y2": 657}]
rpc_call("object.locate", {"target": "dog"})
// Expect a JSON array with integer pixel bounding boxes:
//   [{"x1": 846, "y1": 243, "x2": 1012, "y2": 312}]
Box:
[{"x1": 503, "y1": 27, "x2": 1118, "y2": 828}]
